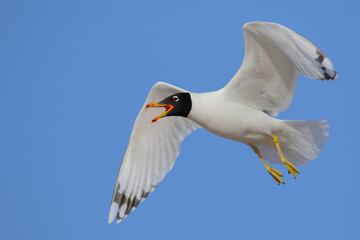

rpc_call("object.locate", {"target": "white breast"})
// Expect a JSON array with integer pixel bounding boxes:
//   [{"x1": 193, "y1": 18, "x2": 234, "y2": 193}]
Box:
[{"x1": 188, "y1": 90, "x2": 284, "y2": 145}]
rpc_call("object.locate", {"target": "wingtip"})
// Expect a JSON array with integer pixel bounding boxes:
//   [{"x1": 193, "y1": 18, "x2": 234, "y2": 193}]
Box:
[
  {"x1": 108, "y1": 202, "x2": 119, "y2": 224},
  {"x1": 315, "y1": 50, "x2": 337, "y2": 80},
  {"x1": 331, "y1": 71, "x2": 338, "y2": 80},
  {"x1": 320, "y1": 70, "x2": 337, "y2": 81}
]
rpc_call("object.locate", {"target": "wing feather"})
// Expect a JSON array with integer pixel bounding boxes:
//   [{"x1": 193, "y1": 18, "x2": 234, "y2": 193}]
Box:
[
  {"x1": 109, "y1": 82, "x2": 199, "y2": 224},
  {"x1": 224, "y1": 22, "x2": 337, "y2": 116}
]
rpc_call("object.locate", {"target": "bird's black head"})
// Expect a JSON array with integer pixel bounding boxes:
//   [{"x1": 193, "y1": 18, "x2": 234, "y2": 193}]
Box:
[{"x1": 145, "y1": 92, "x2": 192, "y2": 123}]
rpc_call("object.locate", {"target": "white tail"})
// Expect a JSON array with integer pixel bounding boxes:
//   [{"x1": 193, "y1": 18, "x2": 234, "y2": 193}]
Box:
[{"x1": 257, "y1": 120, "x2": 329, "y2": 166}]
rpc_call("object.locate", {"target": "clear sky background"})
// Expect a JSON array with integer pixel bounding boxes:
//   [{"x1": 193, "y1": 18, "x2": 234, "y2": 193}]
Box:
[{"x1": 1, "y1": 1, "x2": 359, "y2": 239}]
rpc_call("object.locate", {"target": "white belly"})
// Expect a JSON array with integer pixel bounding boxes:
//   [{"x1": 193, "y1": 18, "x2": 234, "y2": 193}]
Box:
[{"x1": 188, "y1": 92, "x2": 284, "y2": 145}]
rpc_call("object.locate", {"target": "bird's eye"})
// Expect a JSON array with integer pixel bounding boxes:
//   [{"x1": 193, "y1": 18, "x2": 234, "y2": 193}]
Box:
[{"x1": 172, "y1": 96, "x2": 179, "y2": 102}]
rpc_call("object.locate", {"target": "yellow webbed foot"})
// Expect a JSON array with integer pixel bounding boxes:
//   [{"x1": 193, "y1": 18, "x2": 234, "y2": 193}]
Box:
[
  {"x1": 250, "y1": 145, "x2": 285, "y2": 185},
  {"x1": 265, "y1": 165, "x2": 284, "y2": 185},
  {"x1": 271, "y1": 134, "x2": 300, "y2": 179},
  {"x1": 283, "y1": 161, "x2": 300, "y2": 178}
]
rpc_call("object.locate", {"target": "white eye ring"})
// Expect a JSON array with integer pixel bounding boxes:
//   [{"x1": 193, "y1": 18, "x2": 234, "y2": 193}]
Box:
[{"x1": 172, "y1": 96, "x2": 179, "y2": 102}]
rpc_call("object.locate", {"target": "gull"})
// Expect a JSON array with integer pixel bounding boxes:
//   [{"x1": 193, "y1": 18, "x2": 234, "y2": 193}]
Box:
[{"x1": 108, "y1": 21, "x2": 337, "y2": 224}]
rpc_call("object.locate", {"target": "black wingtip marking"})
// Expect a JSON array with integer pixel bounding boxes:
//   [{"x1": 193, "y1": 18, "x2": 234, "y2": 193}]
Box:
[
  {"x1": 125, "y1": 198, "x2": 133, "y2": 216},
  {"x1": 316, "y1": 50, "x2": 325, "y2": 64},
  {"x1": 316, "y1": 50, "x2": 337, "y2": 81},
  {"x1": 112, "y1": 185, "x2": 158, "y2": 223},
  {"x1": 141, "y1": 191, "x2": 150, "y2": 199},
  {"x1": 133, "y1": 198, "x2": 140, "y2": 209},
  {"x1": 320, "y1": 67, "x2": 337, "y2": 81},
  {"x1": 323, "y1": 72, "x2": 332, "y2": 80},
  {"x1": 112, "y1": 183, "x2": 159, "y2": 223}
]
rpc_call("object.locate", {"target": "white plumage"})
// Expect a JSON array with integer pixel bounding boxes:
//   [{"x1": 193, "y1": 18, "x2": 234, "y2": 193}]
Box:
[{"x1": 108, "y1": 22, "x2": 337, "y2": 224}]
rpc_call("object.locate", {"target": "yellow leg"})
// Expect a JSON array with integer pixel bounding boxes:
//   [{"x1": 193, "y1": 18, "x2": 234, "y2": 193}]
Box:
[
  {"x1": 271, "y1": 134, "x2": 300, "y2": 178},
  {"x1": 251, "y1": 145, "x2": 284, "y2": 185}
]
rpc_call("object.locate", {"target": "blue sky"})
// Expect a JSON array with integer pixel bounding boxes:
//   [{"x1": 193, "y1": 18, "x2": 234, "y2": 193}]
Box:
[{"x1": 1, "y1": 0, "x2": 359, "y2": 239}]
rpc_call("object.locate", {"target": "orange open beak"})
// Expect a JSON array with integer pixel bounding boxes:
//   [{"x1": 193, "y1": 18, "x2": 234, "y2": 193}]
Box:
[{"x1": 145, "y1": 102, "x2": 174, "y2": 123}]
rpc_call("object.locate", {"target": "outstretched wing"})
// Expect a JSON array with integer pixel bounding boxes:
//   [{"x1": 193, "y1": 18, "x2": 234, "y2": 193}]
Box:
[
  {"x1": 108, "y1": 82, "x2": 199, "y2": 224},
  {"x1": 224, "y1": 21, "x2": 337, "y2": 117}
]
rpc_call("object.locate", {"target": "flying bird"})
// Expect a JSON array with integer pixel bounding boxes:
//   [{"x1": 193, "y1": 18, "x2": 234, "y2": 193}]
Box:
[{"x1": 108, "y1": 21, "x2": 337, "y2": 224}]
